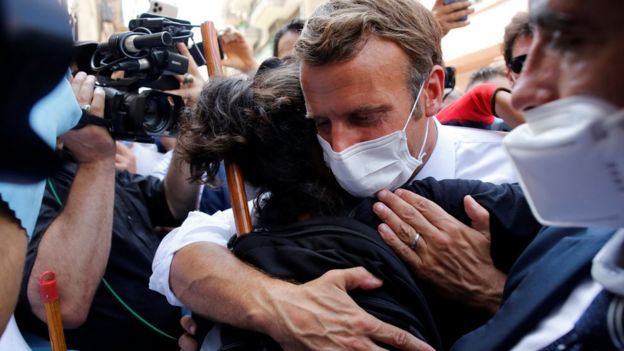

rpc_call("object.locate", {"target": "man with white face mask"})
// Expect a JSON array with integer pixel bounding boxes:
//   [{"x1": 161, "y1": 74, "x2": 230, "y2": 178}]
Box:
[
  {"x1": 375, "y1": 0, "x2": 624, "y2": 349},
  {"x1": 150, "y1": 0, "x2": 518, "y2": 349}
]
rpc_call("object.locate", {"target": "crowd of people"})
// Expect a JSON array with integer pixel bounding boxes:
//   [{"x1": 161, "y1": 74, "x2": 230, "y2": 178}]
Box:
[{"x1": 1, "y1": 0, "x2": 622, "y2": 350}]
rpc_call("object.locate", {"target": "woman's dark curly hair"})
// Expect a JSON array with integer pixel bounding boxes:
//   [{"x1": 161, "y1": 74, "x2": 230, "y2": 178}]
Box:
[{"x1": 177, "y1": 59, "x2": 353, "y2": 224}]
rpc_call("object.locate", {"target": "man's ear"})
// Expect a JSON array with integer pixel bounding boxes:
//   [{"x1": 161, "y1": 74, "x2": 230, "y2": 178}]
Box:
[{"x1": 423, "y1": 65, "x2": 445, "y2": 117}]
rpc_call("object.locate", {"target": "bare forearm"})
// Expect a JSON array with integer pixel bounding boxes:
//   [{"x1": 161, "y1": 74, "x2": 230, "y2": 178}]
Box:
[
  {"x1": 0, "y1": 207, "x2": 27, "y2": 334},
  {"x1": 170, "y1": 242, "x2": 281, "y2": 333},
  {"x1": 164, "y1": 149, "x2": 200, "y2": 220},
  {"x1": 495, "y1": 92, "x2": 525, "y2": 128},
  {"x1": 171, "y1": 243, "x2": 427, "y2": 350},
  {"x1": 27, "y1": 160, "x2": 115, "y2": 327}
]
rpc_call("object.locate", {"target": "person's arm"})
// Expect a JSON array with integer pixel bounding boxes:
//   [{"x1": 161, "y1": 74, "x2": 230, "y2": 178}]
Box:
[
  {"x1": 26, "y1": 73, "x2": 116, "y2": 328},
  {"x1": 437, "y1": 83, "x2": 525, "y2": 129},
  {"x1": 171, "y1": 243, "x2": 433, "y2": 350},
  {"x1": 492, "y1": 88, "x2": 526, "y2": 128},
  {"x1": 0, "y1": 202, "x2": 27, "y2": 333},
  {"x1": 151, "y1": 209, "x2": 431, "y2": 350},
  {"x1": 163, "y1": 148, "x2": 200, "y2": 221}
]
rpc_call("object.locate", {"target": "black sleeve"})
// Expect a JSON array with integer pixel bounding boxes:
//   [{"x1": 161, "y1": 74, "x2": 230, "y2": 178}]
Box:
[
  {"x1": 352, "y1": 177, "x2": 543, "y2": 273},
  {"x1": 116, "y1": 171, "x2": 179, "y2": 228}
]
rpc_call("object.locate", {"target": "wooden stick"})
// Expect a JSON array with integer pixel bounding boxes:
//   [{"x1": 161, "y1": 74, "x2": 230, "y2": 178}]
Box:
[
  {"x1": 39, "y1": 271, "x2": 66, "y2": 351},
  {"x1": 200, "y1": 21, "x2": 252, "y2": 235}
]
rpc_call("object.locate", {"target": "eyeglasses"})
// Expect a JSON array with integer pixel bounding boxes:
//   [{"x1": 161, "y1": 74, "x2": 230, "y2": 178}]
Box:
[{"x1": 509, "y1": 54, "x2": 527, "y2": 74}]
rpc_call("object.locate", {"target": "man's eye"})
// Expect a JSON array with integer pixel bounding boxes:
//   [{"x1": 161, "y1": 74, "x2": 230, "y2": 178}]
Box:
[
  {"x1": 314, "y1": 118, "x2": 330, "y2": 129},
  {"x1": 548, "y1": 30, "x2": 582, "y2": 50},
  {"x1": 351, "y1": 115, "x2": 378, "y2": 126}
]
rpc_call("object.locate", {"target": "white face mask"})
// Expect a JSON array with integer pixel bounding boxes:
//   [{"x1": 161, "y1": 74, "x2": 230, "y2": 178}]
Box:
[
  {"x1": 317, "y1": 84, "x2": 429, "y2": 198},
  {"x1": 504, "y1": 95, "x2": 624, "y2": 228}
]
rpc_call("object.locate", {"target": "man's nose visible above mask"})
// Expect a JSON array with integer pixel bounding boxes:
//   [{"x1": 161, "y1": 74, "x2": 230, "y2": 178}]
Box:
[
  {"x1": 326, "y1": 122, "x2": 363, "y2": 153},
  {"x1": 511, "y1": 72, "x2": 559, "y2": 111},
  {"x1": 510, "y1": 40, "x2": 560, "y2": 111}
]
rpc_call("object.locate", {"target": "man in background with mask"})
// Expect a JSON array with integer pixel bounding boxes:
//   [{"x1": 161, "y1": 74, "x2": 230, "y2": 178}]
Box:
[
  {"x1": 151, "y1": 0, "x2": 517, "y2": 349},
  {"x1": 374, "y1": 0, "x2": 624, "y2": 349}
]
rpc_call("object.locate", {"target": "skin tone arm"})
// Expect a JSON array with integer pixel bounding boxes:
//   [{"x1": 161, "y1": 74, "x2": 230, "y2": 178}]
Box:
[
  {"x1": 171, "y1": 243, "x2": 434, "y2": 351},
  {"x1": 0, "y1": 202, "x2": 28, "y2": 334},
  {"x1": 113, "y1": 141, "x2": 197, "y2": 221},
  {"x1": 494, "y1": 90, "x2": 526, "y2": 128},
  {"x1": 161, "y1": 47, "x2": 202, "y2": 221},
  {"x1": 26, "y1": 72, "x2": 116, "y2": 328},
  {"x1": 163, "y1": 147, "x2": 200, "y2": 221},
  {"x1": 374, "y1": 189, "x2": 506, "y2": 315}
]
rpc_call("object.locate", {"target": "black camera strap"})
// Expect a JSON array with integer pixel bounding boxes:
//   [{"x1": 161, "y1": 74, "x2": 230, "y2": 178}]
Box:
[{"x1": 72, "y1": 109, "x2": 112, "y2": 130}]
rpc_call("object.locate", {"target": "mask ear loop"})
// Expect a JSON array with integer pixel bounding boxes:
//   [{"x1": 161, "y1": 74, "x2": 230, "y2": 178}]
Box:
[
  {"x1": 402, "y1": 80, "x2": 429, "y2": 161},
  {"x1": 402, "y1": 81, "x2": 426, "y2": 131}
]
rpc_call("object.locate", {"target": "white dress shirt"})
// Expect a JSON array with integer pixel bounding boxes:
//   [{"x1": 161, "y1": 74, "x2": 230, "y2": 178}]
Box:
[
  {"x1": 416, "y1": 121, "x2": 517, "y2": 184},
  {"x1": 150, "y1": 118, "x2": 517, "y2": 308}
]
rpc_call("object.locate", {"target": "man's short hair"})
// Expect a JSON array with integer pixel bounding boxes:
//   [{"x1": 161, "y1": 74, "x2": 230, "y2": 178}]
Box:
[
  {"x1": 465, "y1": 66, "x2": 507, "y2": 91},
  {"x1": 272, "y1": 18, "x2": 305, "y2": 57},
  {"x1": 503, "y1": 12, "x2": 532, "y2": 67},
  {"x1": 295, "y1": 0, "x2": 443, "y2": 96}
]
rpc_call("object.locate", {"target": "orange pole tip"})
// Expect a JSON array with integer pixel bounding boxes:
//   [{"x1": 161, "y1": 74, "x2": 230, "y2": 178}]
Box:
[{"x1": 39, "y1": 271, "x2": 59, "y2": 303}]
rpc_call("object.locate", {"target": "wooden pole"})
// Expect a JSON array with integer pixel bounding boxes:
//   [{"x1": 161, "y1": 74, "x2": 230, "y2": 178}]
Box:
[
  {"x1": 200, "y1": 21, "x2": 252, "y2": 235},
  {"x1": 39, "y1": 271, "x2": 66, "y2": 351}
]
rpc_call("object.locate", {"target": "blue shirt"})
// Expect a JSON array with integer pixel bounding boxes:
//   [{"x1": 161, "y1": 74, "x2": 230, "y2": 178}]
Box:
[{"x1": 0, "y1": 77, "x2": 81, "y2": 237}]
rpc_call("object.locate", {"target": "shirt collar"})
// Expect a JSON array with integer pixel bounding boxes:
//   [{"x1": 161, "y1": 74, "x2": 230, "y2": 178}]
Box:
[{"x1": 414, "y1": 117, "x2": 456, "y2": 181}]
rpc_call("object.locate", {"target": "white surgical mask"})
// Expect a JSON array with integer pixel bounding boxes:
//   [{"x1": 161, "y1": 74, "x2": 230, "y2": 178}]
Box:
[
  {"x1": 317, "y1": 84, "x2": 429, "y2": 198},
  {"x1": 504, "y1": 95, "x2": 624, "y2": 228}
]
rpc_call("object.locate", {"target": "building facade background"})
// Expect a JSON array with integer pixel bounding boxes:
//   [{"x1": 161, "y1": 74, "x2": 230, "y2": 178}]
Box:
[
  {"x1": 72, "y1": 0, "x2": 528, "y2": 90},
  {"x1": 223, "y1": 0, "x2": 527, "y2": 90}
]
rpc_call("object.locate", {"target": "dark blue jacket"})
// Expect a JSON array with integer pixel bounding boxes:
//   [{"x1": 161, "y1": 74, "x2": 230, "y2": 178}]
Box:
[{"x1": 452, "y1": 227, "x2": 616, "y2": 350}]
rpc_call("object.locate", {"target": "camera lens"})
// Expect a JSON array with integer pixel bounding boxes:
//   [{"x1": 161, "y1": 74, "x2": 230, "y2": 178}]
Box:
[
  {"x1": 143, "y1": 99, "x2": 168, "y2": 134},
  {"x1": 142, "y1": 95, "x2": 172, "y2": 134}
]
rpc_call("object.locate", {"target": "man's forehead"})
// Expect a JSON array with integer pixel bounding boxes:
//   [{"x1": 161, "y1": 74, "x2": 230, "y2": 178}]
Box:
[{"x1": 529, "y1": 0, "x2": 619, "y2": 33}]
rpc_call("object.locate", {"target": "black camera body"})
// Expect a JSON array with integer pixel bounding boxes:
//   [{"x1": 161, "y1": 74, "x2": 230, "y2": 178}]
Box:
[
  {"x1": 89, "y1": 13, "x2": 196, "y2": 142},
  {"x1": 103, "y1": 88, "x2": 183, "y2": 141}
]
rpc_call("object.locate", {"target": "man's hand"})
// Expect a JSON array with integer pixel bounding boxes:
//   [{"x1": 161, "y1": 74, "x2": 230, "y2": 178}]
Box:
[
  {"x1": 178, "y1": 315, "x2": 199, "y2": 351},
  {"x1": 220, "y1": 27, "x2": 258, "y2": 74},
  {"x1": 432, "y1": 0, "x2": 474, "y2": 37},
  {"x1": 114, "y1": 142, "x2": 137, "y2": 173},
  {"x1": 61, "y1": 72, "x2": 114, "y2": 164},
  {"x1": 167, "y1": 43, "x2": 205, "y2": 107},
  {"x1": 374, "y1": 189, "x2": 505, "y2": 314},
  {"x1": 262, "y1": 268, "x2": 434, "y2": 351}
]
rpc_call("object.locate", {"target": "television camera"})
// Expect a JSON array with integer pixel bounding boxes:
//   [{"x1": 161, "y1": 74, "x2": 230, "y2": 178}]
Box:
[{"x1": 87, "y1": 13, "x2": 204, "y2": 142}]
